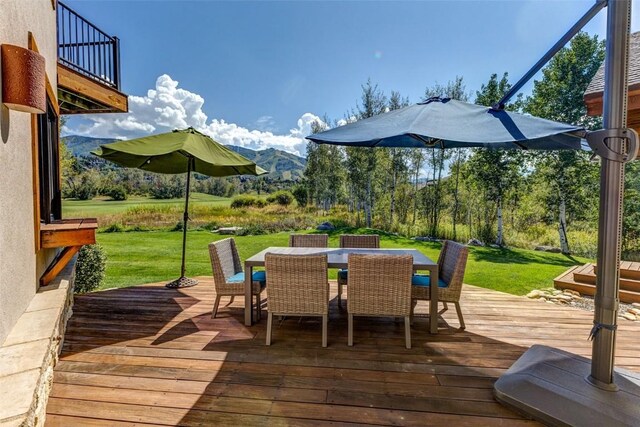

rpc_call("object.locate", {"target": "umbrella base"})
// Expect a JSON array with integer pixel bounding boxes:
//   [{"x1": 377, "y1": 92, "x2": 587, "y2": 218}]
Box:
[
  {"x1": 494, "y1": 345, "x2": 640, "y2": 426},
  {"x1": 165, "y1": 276, "x2": 199, "y2": 289}
]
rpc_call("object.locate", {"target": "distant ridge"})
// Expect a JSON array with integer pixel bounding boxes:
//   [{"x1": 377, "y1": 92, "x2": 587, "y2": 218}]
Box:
[
  {"x1": 62, "y1": 135, "x2": 306, "y2": 180},
  {"x1": 227, "y1": 145, "x2": 306, "y2": 181},
  {"x1": 62, "y1": 135, "x2": 119, "y2": 157}
]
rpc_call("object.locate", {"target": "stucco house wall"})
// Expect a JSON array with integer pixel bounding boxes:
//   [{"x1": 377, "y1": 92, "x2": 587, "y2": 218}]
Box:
[{"x1": 0, "y1": 0, "x2": 59, "y2": 345}]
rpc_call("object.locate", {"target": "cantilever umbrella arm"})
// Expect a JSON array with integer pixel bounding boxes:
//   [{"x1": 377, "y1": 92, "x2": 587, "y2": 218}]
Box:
[{"x1": 493, "y1": 0, "x2": 607, "y2": 110}]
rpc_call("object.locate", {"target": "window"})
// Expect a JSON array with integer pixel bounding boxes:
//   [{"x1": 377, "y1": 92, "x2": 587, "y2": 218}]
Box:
[{"x1": 37, "y1": 98, "x2": 61, "y2": 223}]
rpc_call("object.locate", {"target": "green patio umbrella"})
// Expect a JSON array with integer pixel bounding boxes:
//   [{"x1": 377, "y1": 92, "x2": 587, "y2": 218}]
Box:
[{"x1": 92, "y1": 127, "x2": 267, "y2": 288}]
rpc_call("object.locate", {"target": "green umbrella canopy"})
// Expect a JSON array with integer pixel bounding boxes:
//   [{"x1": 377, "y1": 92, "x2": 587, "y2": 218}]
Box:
[{"x1": 92, "y1": 127, "x2": 267, "y2": 177}]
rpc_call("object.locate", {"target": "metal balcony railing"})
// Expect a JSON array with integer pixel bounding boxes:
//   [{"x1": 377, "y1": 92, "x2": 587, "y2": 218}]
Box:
[{"x1": 57, "y1": 1, "x2": 121, "y2": 89}]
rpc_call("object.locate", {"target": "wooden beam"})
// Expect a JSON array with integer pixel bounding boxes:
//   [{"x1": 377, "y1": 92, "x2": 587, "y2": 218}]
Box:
[
  {"x1": 40, "y1": 218, "x2": 98, "y2": 249},
  {"x1": 40, "y1": 246, "x2": 80, "y2": 286},
  {"x1": 30, "y1": 99, "x2": 40, "y2": 252},
  {"x1": 57, "y1": 63, "x2": 128, "y2": 113},
  {"x1": 584, "y1": 86, "x2": 640, "y2": 116},
  {"x1": 58, "y1": 88, "x2": 124, "y2": 114},
  {"x1": 41, "y1": 229, "x2": 96, "y2": 249}
]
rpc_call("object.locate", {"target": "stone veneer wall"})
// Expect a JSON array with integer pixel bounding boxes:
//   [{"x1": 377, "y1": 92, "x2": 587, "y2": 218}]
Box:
[{"x1": 0, "y1": 259, "x2": 76, "y2": 426}]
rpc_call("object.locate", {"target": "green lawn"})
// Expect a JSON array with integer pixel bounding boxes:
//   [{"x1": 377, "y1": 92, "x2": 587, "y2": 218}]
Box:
[
  {"x1": 95, "y1": 228, "x2": 589, "y2": 295},
  {"x1": 63, "y1": 193, "x2": 232, "y2": 218}
]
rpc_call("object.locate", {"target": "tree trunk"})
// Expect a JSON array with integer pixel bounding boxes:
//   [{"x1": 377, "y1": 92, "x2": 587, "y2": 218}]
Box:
[
  {"x1": 558, "y1": 197, "x2": 570, "y2": 254},
  {"x1": 413, "y1": 166, "x2": 420, "y2": 225},
  {"x1": 432, "y1": 149, "x2": 444, "y2": 237},
  {"x1": 452, "y1": 149, "x2": 461, "y2": 241},
  {"x1": 428, "y1": 149, "x2": 437, "y2": 235},
  {"x1": 390, "y1": 151, "x2": 397, "y2": 225},
  {"x1": 365, "y1": 180, "x2": 372, "y2": 228},
  {"x1": 467, "y1": 205, "x2": 472, "y2": 241},
  {"x1": 496, "y1": 197, "x2": 503, "y2": 246}
]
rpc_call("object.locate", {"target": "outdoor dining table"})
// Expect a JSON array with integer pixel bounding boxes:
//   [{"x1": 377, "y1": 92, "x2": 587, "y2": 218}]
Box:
[{"x1": 244, "y1": 247, "x2": 440, "y2": 334}]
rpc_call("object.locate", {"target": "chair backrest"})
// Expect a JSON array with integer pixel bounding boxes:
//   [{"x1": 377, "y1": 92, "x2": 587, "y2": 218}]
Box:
[
  {"x1": 209, "y1": 238, "x2": 242, "y2": 288},
  {"x1": 347, "y1": 254, "x2": 413, "y2": 317},
  {"x1": 439, "y1": 241, "x2": 469, "y2": 297},
  {"x1": 339, "y1": 234, "x2": 380, "y2": 249},
  {"x1": 265, "y1": 254, "x2": 328, "y2": 315},
  {"x1": 289, "y1": 234, "x2": 329, "y2": 248}
]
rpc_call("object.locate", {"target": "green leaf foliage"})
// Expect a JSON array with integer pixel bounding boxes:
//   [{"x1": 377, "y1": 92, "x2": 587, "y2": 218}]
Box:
[{"x1": 74, "y1": 244, "x2": 107, "y2": 293}]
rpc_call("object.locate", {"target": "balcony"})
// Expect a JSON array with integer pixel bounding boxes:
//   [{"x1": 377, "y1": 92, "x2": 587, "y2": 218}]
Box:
[{"x1": 56, "y1": 1, "x2": 128, "y2": 114}]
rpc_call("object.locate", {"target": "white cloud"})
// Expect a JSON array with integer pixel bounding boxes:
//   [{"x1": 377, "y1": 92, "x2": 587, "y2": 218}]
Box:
[
  {"x1": 64, "y1": 74, "x2": 324, "y2": 157},
  {"x1": 255, "y1": 115, "x2": 276, "y2": 132}
]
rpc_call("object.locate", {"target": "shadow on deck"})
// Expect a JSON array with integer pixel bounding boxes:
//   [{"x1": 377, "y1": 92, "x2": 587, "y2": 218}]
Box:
[{"x1": 45, "y1": 279, "x2": 640, "y2": 426}]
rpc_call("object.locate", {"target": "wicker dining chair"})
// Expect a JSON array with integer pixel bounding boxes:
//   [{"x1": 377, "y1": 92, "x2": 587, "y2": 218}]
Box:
[
  {"x1": 289, "y1": 234, "x2": 329, "y2": 248},
  {"x1": 209, "y1": 238, "x2": 266, "y2": 320},
  {"x1": 347, "y1": 254, "x2": 413, "y2": 349},
  {"x1": 337, "y1": 234, "x2": 380, "y2": 306},
  {"x1": 411, "y1": 240, "x2": 469, "y2": 329},
  {"x1": 265, "y1": 253, "x2": 329, "y2": 347}
]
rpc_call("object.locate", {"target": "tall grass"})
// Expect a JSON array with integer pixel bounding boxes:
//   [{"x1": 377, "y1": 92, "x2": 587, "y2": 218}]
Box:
[
  {"x1": 77, "y1": 196, "x2": 600, "y2": 258},
  {"x1": 98, "y1": 203, "x2": 353, "y2": 235},
  {"x1": 396, "y1": 218, "x2": 598, "y2": 257}
]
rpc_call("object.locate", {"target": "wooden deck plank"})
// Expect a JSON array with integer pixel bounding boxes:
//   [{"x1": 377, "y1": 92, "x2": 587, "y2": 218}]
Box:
[{"x1": 45, "y1": 281, "x2": 640, "y2": 426}]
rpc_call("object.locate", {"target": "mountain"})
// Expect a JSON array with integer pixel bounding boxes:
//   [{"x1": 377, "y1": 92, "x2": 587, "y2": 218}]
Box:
[
  {"x1": 62, "y1": 135, "x2": 118, "y2": 157},
  {"x1": 62, "y1": 135, "x2": 307, "y2": 180},
  {"x1": 227, "y1": 146, "x2": 306, "y2": 181}
]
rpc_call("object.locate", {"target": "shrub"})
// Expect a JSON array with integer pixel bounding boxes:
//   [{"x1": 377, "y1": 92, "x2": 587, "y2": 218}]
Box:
[
  {"x1": 74, "y1": 244, "x2": 106, "y2": 293},
  {"x1": 73, "y1": 171, "x2": 100, "y2": 200},
  {"x1": 230, "y1": 195, "x2": 267, "y2": 209},
  {"x1": 236, "y1": 223, "x2": 266, "y2": 236},
  {"x1": 266, "y1": 190, "x2": 294, "y2": 206},
  {"x1": 200, "y1": 222, "x2": 220, "y2": 231},
  {"x1": 65, "y1": 170, "x2": 100, "y2": 200},
  {"x1": 149, "y1": 175, "x2": 186, "y2": 199},
  {"x1": 106, "y1": 185, "x2": 128, "y2": 201},
  {"x1": 102, "y1": 223, "x2": 124, "y2": 233},
  {"x1": 292, "y1": 184, "x2": 308, "y2": 207}
]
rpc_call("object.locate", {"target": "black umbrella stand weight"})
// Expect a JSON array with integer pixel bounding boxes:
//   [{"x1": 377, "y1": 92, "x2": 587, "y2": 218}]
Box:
[{"x1": 166, "y1": 156, "x2": 199, "y2": 289}]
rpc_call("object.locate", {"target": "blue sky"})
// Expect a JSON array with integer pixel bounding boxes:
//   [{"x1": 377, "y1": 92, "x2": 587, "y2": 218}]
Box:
[{"x1": 65, "y1": 0, "x2": 640, "y2": 156}]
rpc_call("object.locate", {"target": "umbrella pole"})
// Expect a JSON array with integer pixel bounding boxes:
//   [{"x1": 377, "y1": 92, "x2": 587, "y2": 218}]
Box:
[
  {"x1": 180, "y1": 157, "x2": 193, "y2": 278},
  {"x1": 589, "y1": 0, "x2": 632, "y2": 389},
  {"x1": 166, "y1": 156, "x2": 198, "y2": 288}
]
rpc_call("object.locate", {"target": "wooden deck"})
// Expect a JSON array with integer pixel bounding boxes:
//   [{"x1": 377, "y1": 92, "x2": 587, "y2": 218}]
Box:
[
  {"x1": 45, "y1": 279, "x2": 640, "y2": 426},
  {"x1": 554, "y1": 261, "x2": 640, "y2": 303}
]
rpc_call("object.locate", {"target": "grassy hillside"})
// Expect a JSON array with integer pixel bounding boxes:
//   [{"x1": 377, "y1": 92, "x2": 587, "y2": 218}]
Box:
[
  {"x1": 63, "y1": 135, "x2": 118, "y2": 157},
  {"x1": 228, "y1": 145, "x2": 306, "y2": 180}
]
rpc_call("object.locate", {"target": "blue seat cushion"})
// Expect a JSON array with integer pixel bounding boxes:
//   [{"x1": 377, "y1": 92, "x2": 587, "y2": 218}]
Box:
[
  {"x1": 338, "y1": 269, "x2": 349, "y2": 280},
  {"x1": 411, "y1": 274, "x2": 448, "y2": 288},
  {"x1": 227, "y1": 271, "x2": 266, "y2": 284}
]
